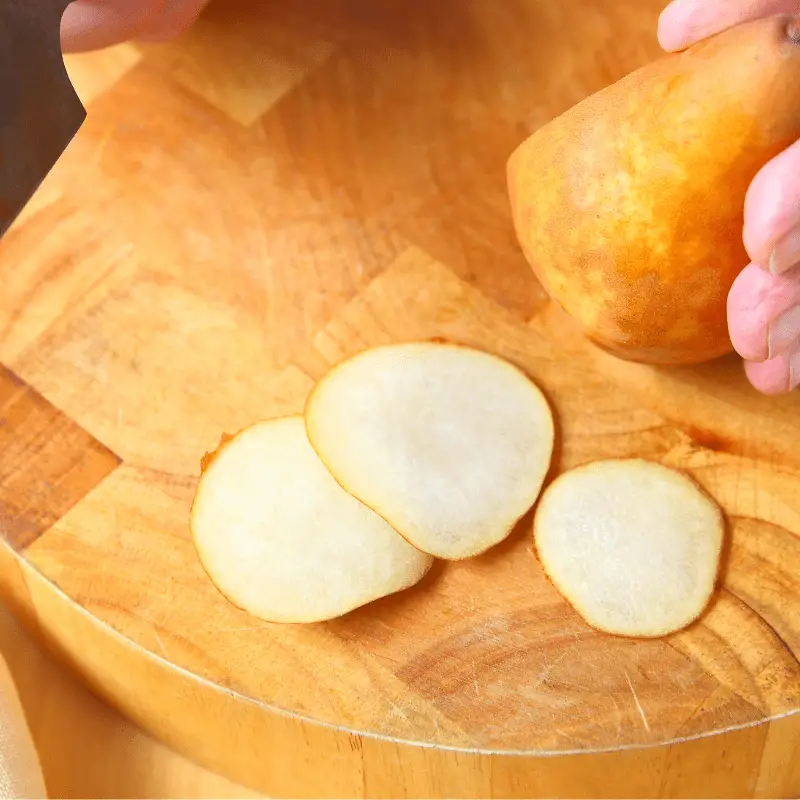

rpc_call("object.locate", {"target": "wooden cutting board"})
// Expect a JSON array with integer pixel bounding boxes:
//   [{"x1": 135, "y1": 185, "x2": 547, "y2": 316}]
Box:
[{"x1": 0, "y1": 0, "x2": 798, "y2": 796}]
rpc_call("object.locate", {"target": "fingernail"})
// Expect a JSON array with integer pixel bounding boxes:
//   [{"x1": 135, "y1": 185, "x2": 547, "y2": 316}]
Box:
[
  {"x1": 769, "y1": 227, "x2": 800, "y2": 275},
  {"x1": 791, "y1": 349, "x2": 800, "y2": 391},
  {"x1": 768, "y1": 305, "x2": 800, "y2": 359}
]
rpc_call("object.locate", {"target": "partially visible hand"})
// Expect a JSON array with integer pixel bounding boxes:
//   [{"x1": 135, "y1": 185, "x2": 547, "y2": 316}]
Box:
[
  {"x1": 61, "y1": 0, "x2": 211, "y2": 53},
  {"x1": 658, "y1": 0, "x2": 800, "y2": 394}
]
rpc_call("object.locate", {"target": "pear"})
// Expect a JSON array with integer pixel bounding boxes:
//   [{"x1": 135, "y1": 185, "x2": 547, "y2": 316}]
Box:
[{"x1": 507, "y1": 15, "x2": 800, "y2": 365}]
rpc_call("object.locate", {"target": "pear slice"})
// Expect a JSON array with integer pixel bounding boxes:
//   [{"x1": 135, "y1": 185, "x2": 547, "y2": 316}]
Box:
[
  {"x1": 304, "y1": 342, "x2": 555, "y2": 560},
  {"x1": 190, "y1": 416, "x2": 434, "y2": 623},
  {"x1": 533, "y1": 459, "x2": 724, "y2": 637}
]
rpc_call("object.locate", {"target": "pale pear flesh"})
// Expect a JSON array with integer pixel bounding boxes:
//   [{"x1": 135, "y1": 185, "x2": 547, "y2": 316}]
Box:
[
  {"x1": 304, "y1": 342, "x2": 555, "y2": 560},
  {"x1": 533, "y1": 459, "x2": 724, "y2": 637},
  {"x1": 190, "y1": 416, "x2": 434, "y2": 624}
]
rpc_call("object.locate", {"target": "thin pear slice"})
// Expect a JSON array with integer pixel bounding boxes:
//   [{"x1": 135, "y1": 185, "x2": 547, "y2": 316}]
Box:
[
  {"x1": 305, "y1": 342, "x2": 555, "y2": 560},
  {"x1": 190, "y1": 416, "x2": 434, "y2": 623},
  {"x1": 533, "y1": 459, "x2": 724, "y2": 637}
]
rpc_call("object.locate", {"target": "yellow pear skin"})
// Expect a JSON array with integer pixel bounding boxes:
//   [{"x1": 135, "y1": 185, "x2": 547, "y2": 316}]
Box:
[{"x1": 507, "y1": 15, "x2": 800, "y2": 366}]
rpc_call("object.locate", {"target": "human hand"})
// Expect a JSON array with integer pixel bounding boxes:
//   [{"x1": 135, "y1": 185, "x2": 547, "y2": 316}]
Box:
[
  {"x1": 658, "y1": 0, "x2": 800, "y2": 394},
  {"x1": 61, "y1": 0, "x2": 211, "y2": 53}
]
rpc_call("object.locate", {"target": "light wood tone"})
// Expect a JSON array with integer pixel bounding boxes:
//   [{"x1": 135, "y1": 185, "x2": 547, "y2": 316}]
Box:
[
  {"x1": 0, "y1": 0, "x2": 797, "y2": 796},
  {"x1": 0, "y1": 602, "x2": 257, "y2": 798}
]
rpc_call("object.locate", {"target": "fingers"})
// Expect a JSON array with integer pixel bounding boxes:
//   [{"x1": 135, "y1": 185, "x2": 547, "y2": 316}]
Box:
[
  {"x1": 728, "y1": 262, "x2": 800, "y2": 392},
  {"x1": 60, "y1": 0, "x2": 209, "y2": 52},
  {"x1": 658, "y1": 0, "x2": 800, "y2": 51},
  {"x1": 743, "y1": 139, "x2": 800, "y2": 274},
  {"x1": 744, "y1": 352, "x2": 800, "y2": 394},
  {"x1": 137, "y1": 0, "x2": 212, "y2": 43},
  {"x1": 728, "y1": 263, "x2": 800, "y2": 360},
  {"x1": 659, "y1": 0, "x2": 800, "y2": 394},
  {"x1": 61, "y1": 0, "x2": 167, "y2": 51},
  {"x1": 735, "y1": 136, "x2": 800, "y2": 395}
]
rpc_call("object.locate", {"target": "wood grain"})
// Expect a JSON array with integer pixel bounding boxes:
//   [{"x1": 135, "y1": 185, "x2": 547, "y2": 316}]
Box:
[
  {"x1": 0, "y1": 601, "x2": 257, "y2": 798},
  {"x1": 0, "y1": 367, "x2": 119, "y2": 550},
  {"x1": 0, "y1": 0, "x2": 797, "y2": 796}
]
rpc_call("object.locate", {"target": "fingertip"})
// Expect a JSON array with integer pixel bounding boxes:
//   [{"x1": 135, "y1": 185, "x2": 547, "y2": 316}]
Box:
[
  {"x1": 727, "y1": 263, "x2": 773, "y2": 361},
  {"x1": 744, "y1": 355, "x2": 793, "y2": 395},
  {"x1": 657, "y1": 0, "x2": 693, "y2": 51},
  {"x1": 656, "y1": 0, "x2": 800, "y2": 55},
  {"x1": 136, "y1": 0, "x2": 211, "y2": 44},
  {"x1": 656, "y1": 0, "x2": 729, "y2": 52},
  {"x1": 60, "y1": 0, "x2": 168, "y2": 52},
  {"x1": 61, "y1": 2, "x2": 132, "y2": 52},
  {"x1": 743, "y1": 140, "x2": 800, "y2": 268}
]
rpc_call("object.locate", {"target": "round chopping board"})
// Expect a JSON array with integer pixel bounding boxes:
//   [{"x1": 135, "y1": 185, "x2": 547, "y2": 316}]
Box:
[{"x1": 0, "y1": 0, "x2": 799, "y2": 796}]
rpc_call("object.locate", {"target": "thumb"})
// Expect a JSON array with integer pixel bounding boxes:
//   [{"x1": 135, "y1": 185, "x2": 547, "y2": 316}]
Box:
[
  {"x1": 657, "y1": 0, "x2": 800, "y2": 51},
  {"x1": 137, "y1": 0, "x2": 212, "y2": 43},
  {"x1": 60, "y1": 0, "x2": 169, "y2": 52}
]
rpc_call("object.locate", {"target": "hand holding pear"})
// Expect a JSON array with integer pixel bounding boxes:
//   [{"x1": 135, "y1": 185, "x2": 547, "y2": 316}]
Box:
[{"x1": 507, "y1": 15, "x2": 800, "y2": 366}]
